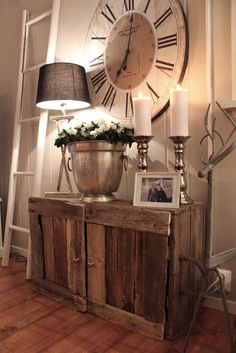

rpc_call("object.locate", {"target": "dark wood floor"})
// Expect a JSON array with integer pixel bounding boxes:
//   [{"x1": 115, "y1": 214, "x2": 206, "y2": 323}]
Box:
[{"x1": 0, "y1": 255, "x2": 235, "y2": 353}]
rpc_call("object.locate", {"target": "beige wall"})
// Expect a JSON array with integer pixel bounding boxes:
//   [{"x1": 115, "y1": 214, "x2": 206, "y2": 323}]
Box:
[
  {"x1": 210, "y1": 0, "x2": 236, "y2": 299},
  {"x1": 0, "y1": 0, "x2": 235, "y2": 298}
]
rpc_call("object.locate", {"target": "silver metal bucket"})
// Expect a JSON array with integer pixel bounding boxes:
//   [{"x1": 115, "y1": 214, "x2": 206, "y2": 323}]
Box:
[{"x1": 68, "y1": 141, "x2": 127, "y2": 202}]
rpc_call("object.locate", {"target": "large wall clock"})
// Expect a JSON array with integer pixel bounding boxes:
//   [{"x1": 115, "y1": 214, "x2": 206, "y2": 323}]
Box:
[{"x1": 85, "y1": 0, "x2": 188, "y2": 122}]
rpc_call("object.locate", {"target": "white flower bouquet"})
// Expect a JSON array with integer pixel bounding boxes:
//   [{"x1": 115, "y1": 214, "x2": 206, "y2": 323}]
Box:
[{"x1": 55, "y1": 119, "x2": 134, "y2": 147}]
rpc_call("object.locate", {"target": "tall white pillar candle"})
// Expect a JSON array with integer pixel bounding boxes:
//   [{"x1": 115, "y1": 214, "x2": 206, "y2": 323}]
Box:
[
  {"x1": 133, "y1": 95, "x2": 152, "y2": 136},
  {"x1": 169, "y1": 85, "x2": 188, "y2": 136}
]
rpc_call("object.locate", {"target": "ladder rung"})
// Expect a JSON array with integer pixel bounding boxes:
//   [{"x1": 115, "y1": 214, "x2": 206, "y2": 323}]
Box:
[
  {"x1": 26, "y1": 10, "x2": 52, "y2": 27},
  {"x1": 9, "y1": 225, "x2": 30, "y2": 234},
  {"x1": 13, "y1": 171, "x2": 34, "y2": 176},
  {"x1": 19, "y1": 116, "x2": 40, "y2": 123},
  {"x1": 23, "y1": 62, "x2": 45, "y2": 74}
]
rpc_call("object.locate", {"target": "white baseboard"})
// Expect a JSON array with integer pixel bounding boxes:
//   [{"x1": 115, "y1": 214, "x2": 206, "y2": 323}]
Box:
[
  {"x1": 0, "y1": 245, "x2": 28, "y2": 259},
  {"x1": 204, "y1": 296, "x2": 236, "y2": 315},
  {"x1": 10, "y1": 245, "x2": 28, "y2": 259}
]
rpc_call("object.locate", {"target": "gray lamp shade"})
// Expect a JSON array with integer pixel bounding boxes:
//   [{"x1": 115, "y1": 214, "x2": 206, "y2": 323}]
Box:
[{"x1": 36, "y1": 62, "x2": 91, "y2": 110}]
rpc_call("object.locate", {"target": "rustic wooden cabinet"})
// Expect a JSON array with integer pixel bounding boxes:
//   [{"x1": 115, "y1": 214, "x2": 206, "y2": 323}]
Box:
[{"x1": 29, "y1": 197, "x2": 205, "y2": 340}]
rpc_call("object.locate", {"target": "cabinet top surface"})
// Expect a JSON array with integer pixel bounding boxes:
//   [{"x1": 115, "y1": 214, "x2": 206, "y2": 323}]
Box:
[
  {"x1": 29, "y1": 197, "x2": 205, "y2": 238},
  {"x1": 29, "y1": 197, "x2": 203, "y2": 214}
]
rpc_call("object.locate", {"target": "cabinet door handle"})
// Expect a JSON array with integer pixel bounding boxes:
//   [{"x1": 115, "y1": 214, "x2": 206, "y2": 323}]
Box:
[
  {"x1": 72, "y1": 257, "x2": 81, "y2": 262},
  {"x1": 88, "y1": 259, "x2": 95, "y2": 267}
]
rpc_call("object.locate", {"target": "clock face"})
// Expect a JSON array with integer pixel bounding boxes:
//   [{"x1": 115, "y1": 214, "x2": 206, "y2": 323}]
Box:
[
  {"x1": 105, "y1": 12, "x2": 156, "y2": 90},
  {"x1": 86, "y1": 0, "x2": 188, "y2": 122}
]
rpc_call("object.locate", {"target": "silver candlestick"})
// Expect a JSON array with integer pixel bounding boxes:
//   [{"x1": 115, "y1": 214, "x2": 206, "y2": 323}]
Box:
[
  {"x1": 169, "y1": 136, "x2": 193, "y2": 205},
  {"x1": 133, "y1": 135, "x2": 153, "y2": 172}
]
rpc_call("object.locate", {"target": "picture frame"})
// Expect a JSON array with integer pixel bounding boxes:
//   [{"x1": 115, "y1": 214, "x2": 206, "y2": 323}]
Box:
[{"x1": 133, "y1": 172, "x2": 181, "y2": 209}]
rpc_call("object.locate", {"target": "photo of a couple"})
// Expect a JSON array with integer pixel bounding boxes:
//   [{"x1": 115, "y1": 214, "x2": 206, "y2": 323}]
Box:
[{"x1": 141, "y1": 178, "x2": 173, "y2": 203}]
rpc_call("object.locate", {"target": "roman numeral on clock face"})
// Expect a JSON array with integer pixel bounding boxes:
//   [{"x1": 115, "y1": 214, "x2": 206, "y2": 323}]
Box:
[
  {"x1": 102, "y1": 85, "x2": 117, "y2": 110},
  {"x1": 146, "y1": 82, "x2": 159, "y2": 103},
  {"x1": 91, "y1": 69, "x2": 107, "y2": 93},
  {"x1": 101, "y1": 4, "x2": 116, "y2": 24},
  {"x1": 91, "y1": 35, "x2": 106, "y2": 41},
  {"x1": 124, "y1": 0, "x2": 134, "y2": 11},
  {"x1": 155, "y1": 59, "x2": 174, "y2": 77},
  {"x1": 158, "y1": 34, "x2": 177, "y2": 49},
  {"x1": 89, "y1": 54, "x2": 104, "y2": 68},
  {"x1": 143, "y1": 0, "x2": 151, "y2": 13},
  {"x1": 154, "y1": 7, "x2": 172, "y2": 28},
  {"x1": 125, "y1": 92, "x2": 133, "y2": 117}
]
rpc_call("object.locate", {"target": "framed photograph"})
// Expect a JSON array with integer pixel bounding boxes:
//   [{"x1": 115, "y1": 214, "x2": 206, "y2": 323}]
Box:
[{"x1": 133, "y1": 172, "x2": 181, "y2": 209}]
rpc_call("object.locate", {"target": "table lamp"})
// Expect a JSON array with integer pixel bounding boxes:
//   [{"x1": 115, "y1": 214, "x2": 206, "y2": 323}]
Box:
[{"x1": 36, "y1": 62, "x2": 91, "y2": 192}]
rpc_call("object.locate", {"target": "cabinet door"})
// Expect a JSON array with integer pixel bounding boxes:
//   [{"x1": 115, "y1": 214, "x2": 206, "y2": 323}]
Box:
[
  {"x1": 87, "y1": 223, "x2": 169, "y2": 339},
  {"x1": 30, "y1": 212, "x2": 86, "y2": 311}
]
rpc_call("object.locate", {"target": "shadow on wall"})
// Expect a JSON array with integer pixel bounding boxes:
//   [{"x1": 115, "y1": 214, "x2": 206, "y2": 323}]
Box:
[
  {"x1": 128, "y1": 155, "x2": 167, "y2": 173},
  {"x1": 115, "y1": 155, "x2": 167, "y2": 202}
]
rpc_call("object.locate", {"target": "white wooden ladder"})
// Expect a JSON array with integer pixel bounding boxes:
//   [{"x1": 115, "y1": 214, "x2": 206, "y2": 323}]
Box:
[{"x1": 1, "y1": 0, "x2": 61, "y2": 279}]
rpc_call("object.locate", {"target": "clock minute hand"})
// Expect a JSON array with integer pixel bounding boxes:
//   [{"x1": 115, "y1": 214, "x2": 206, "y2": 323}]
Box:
[{"x1": 123, "y1": 13, "x2": 133, "y2": 70}]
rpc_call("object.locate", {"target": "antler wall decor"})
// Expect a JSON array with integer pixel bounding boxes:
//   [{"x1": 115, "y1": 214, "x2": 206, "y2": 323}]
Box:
[{"x1": 198, "y1": 101, "x2": 236, "y2": 179}]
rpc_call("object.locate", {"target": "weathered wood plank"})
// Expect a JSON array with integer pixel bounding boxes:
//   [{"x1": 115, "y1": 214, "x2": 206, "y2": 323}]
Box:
[
  {"x1": 67, "y1": 219, "x2": 76, "y2": 291},
  {"x1": 32, "y1": 278, "x2": 86, "y2": 312},
  {"x1": 87, "y1": 300, "x2": 164, "y2": 340},
  {"x1": 41, "y1": 216, "x2": 55, "y2": 282},
  {"x1": 165, "y1": 203, "x2": 206, "y2": 338},
  {"x1": 141, "y1": 232, "x2": 168, "y2": 324},
  {"x1": 134, "y1": 231, "x2": 144, "y2": 316},
  {"x1": 105, "y1": 226, "x2": 119, "y2": 308},
  {"x1": 29, "y1": 197, "x2": 85, "y2": 220},
  {"x1": 87, "y1": 223, "x2": 106, "y2": 303},
  {"x1": 190, "y1": 203, "x2": 206, "y2": 261},
  {"x1": 30, "y1": 212, "x2": 44, "y2": 280},
  {"x1": 106, "y1": 227, "x2": 136, "y2": 313},
  {"x1": 67, "y1": 219, "x2": 86, "y2": 301},
  {"x1": 117, "y1": 228, "x2": 136, "y2": 313},
  {"x1": 165, "y1": 208, "x2": 191, "y2": 337},
  {"x1": 85, "y1": 202, "x2": 171, "y2": 235},
  {"x1": 53, "y1": 217, "x2": 68, "y2": 288}
]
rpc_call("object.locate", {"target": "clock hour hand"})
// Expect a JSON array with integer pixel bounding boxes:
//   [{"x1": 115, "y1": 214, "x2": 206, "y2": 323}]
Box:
[
  {"x1": 116, "y1": 53, "x2": 128, "y2": 80},
  {"x1": 115, "y1": 13, "x2": 134, "y2": 80}
]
